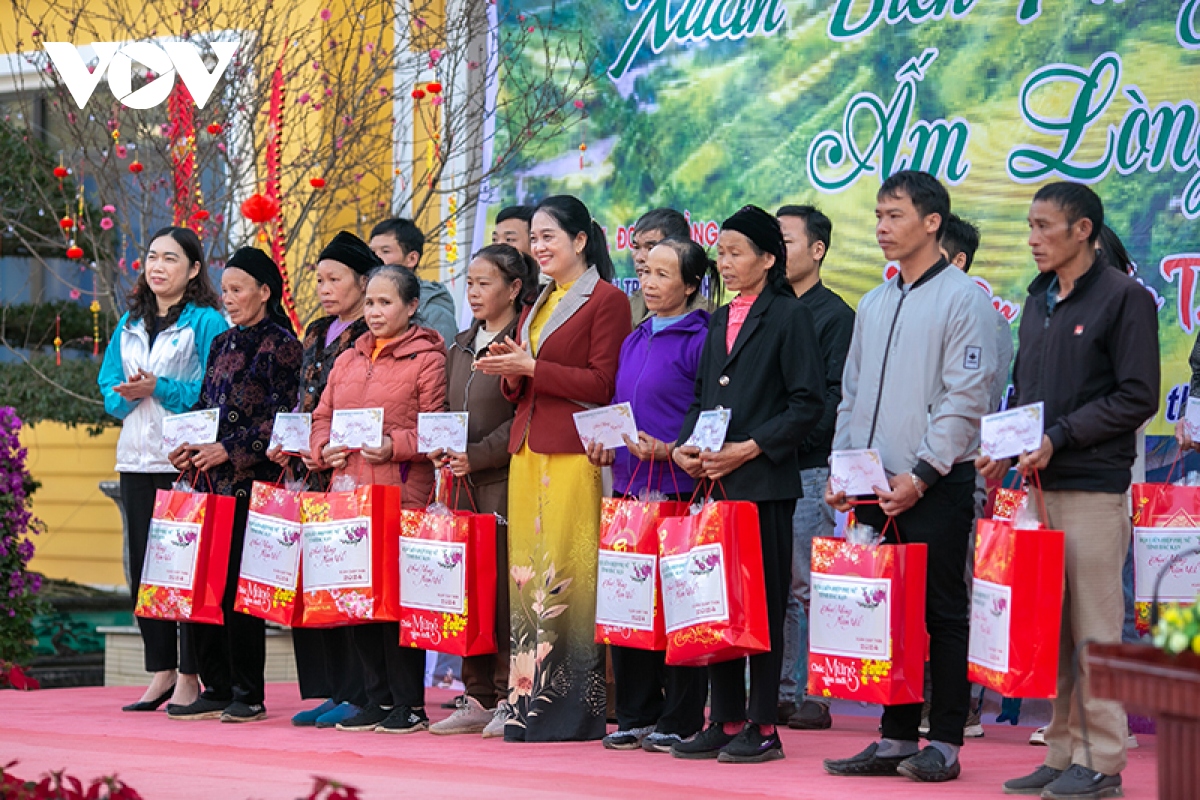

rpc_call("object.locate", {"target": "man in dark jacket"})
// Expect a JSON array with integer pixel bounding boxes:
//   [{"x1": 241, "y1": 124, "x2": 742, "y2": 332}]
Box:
[
  {"x1": 774, "y1": 205, "x2": 854, "y2": 731},
  {"x1": 979, "y1": 182, "x2": 1159, "y2": 800}
]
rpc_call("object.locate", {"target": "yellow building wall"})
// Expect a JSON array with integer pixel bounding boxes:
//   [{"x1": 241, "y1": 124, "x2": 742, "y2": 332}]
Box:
[{"x1": 20, "y1": 422, "x2": 125, "y2": 588}]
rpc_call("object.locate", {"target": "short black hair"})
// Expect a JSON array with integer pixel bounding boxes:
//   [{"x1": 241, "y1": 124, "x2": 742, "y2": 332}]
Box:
[
  {"x1": 776, "y1": 205, "x2": 832, "y2": 265},
  {"x1": 940, "y1": 214, "x2": 981, "y2": 273},
  {"x1": 495, "y1": 205, "x2": 534, "y2": 226},
  {"x1": 1033, "y1": 182, "x2": 1104, "y2": 244},
  {"x1": 370, "y1": 218, "x2": 425, "y2": 259},
  {"x1": 633, "y1": 208, "x2": 689, "y2": 240},
  {"x1": 878, "y1": 170, "x2": 950, "y2": 238},
  {"x1": 1096, "y1": 224, "x2": 1133, "y2": 273}
]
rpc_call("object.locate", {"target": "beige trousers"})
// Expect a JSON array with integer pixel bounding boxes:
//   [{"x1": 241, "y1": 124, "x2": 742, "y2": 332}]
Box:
[{"x1": 1037, "y1": 489, "x2": 1130, "y2": 776}]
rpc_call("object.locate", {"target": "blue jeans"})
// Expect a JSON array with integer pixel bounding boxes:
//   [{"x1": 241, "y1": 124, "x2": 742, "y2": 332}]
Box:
[{"x1": 779, "y1": 467, "x2": 836, "y2": 705}]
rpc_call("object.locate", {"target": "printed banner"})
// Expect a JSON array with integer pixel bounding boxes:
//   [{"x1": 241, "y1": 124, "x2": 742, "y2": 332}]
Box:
[{"x1": 301, "y1": 517, "x2": 373, "y2": 591}]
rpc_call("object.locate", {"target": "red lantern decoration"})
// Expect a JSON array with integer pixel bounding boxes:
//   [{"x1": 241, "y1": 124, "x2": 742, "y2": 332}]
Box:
[
  {"x1": 53, "y1": 166, "x2": 68, "y2": 179},
  {"x1": 66, "y1": 245, "x2": 84, "y2": 259},
  {"x1": 411, "y1": 88, "x2": 425, "y2": 100},
  {"x1": 426, "y1": 82, "x2": 442, "y2": 94},
  {"x1": 59, "y1": 216, "x2": 74, "y2": 230},
  {"x1": 309, "y1": 177, "x2": 326, "y2": 189},
  {"x1": 240, "y1": 192, "x2": 280, "y2": 224},
  {"x1": 128, "y1": 160, "x2": 144, "y2": 174},
  {"x1": 206, "y1": 123, "x2": 223, "y2": 135}
]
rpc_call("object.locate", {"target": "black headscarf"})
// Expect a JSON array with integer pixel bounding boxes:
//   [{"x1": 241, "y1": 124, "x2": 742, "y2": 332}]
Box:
[
  {"x1": 721, "y1": 205, "x2": 788, "y2": 276},
  {"x1": 318, "y1": 231, "x2": 382, "y2": 276},
  {"x1": 225, "y1": 246, "x2": 295, "y2": 336}
]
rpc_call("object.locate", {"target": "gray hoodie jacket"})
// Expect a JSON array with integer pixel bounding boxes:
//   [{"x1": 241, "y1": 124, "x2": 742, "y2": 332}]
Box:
[{"x1": 834, "y1": 259, "x2": 1000, "y2": 487}]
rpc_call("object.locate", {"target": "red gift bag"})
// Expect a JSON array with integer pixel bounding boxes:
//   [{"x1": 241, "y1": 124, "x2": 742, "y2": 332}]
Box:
[
  {"x1": 1131, "y1": 482, "x2": 1200, "y2": 635},
  {"x1": 234, "y1": 482, "x2": 305, "y2": 626},
  {"x1": 594, "y1": 497, "x2": 689, "y2": 651},
  {"x1": 807, "y1": 537, "x2": 927, "y2": 705},
  {"x1": 659, "y1": 500, "x2": 769, "y2": 667},
  {"x1": 135, "y1": 485, "x2": 235, "y2": 625},
  {"x1": 299, "y1": 485, "x2": 401, "y2": 626},
  {"x1": 968, "y1": 517, "x2": 1064, "y2": 697},
  {"x1": 397, "y1": 508, "x2": 497, "y2": 656}
]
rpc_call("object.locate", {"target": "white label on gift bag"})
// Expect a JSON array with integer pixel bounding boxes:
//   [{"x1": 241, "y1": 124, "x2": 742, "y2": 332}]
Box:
[
  {"x1": 1133, "y1": 527, "x2": 1200, "y2": 602},
  {"x1": 239, "y1": 510, "x2": 302, "y2": 590},
  {"x1": 142, "y1": 519, "x2": 202, "y2": 589},
  {"x1": 968, "y1": 578, "x2": 1013, "y2": 673},
  {"x1": 302, "y1": 517, "x2": 372, "y2": 590},
  {"x1": 400, "y1": 539, "x2": 466, "y2": 614},
  {"x1": 659, "y1": 543, "x2": 728, "y2": 633},
  {"x1": 596, "y1": 551, "x2": 657, "y2": 631},
  {"x1": 809, "y1": 574, "x2": 892, "y2": 659}
]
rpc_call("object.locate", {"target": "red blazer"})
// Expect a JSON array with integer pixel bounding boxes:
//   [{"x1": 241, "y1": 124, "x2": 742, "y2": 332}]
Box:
[{"x1": 502, "y1": 268, "x2": 632, "y2": 454}]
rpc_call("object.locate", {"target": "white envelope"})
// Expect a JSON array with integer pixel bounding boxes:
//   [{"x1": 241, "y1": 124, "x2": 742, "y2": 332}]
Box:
[
  {"x1": 417, "y1": 412, "x2": 469, "y2": 453},
  {"x1": 981, "y1": 402, "x2": 1044, "y2": 460},
  {"x1": 573, "y1": 402, "x2": 638, "y2": 449},
  {"x1": 270, "y1": 413, "x2": 312, "y2": 454},
  {"x1": 330, "y1": 407, "x2": 384, "y2": 450},
  {"x1": 162, "y1": 409, "x2": 219, "y2": 450},
  {"x1": 829, "y1": 448, "x2": 890, "y2": 497},
  {"x1": 684, "y1": 409, "x2": 732, "y2": 451}
]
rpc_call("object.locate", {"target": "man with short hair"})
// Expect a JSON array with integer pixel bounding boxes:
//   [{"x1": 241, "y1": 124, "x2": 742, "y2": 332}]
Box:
[
  {"x1": 940, "y1": 213, "x2": 980, "y2": 274},
  {"x1": 492, "y1": 205, "x2": 534, "y2": 255},
  {"x1": 825, "y1": 170, "x2": 998, "y2": 784},
  {"x1": 368, "y1": 218, "x2": 458, "y2": 345},
  {"x1": 774, "y1": 204, "x2": 853, "y2": 732},
  {"x1": 627, "y1": 208, "x2": 693, "y2": 324},
  {"x1": 981, "y1": 183, "x2": 1158, "y2": 800}
]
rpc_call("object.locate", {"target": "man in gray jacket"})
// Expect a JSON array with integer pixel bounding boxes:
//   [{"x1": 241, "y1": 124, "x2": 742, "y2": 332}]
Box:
[
  {"x1": 369, "y1": 217, "x2": 459, "y2": 345},
  {"x1": 824, "y1": 171, "x2": 999, "y2": 784}
]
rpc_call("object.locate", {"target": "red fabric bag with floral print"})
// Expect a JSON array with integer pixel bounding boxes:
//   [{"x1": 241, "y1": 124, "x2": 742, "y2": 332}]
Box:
[
  {"x1": 134, "y1": 485, "x2": 235, "y2": 625},
  {"x1": 806, "y1": 537, "x2": 927, "y2": 705},
  {"x1": 397, "y1": 507, "x2": 497, "y2": 656},
  {"x1": 299, "y1": 485, "x2": 401, "y2": 626},
  {"x1": 233, "y1": 482, "x2": 305, "y2": 626},
  {"x1": 659, "y1": 500, "x2": 769, "y2": 667}
]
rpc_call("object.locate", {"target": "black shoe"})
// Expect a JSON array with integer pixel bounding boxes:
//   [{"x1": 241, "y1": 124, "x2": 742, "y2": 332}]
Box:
[
  {"x1": 671, "y1": 723, "x2": 738, "y2": 760},
  {"x1": 122, "y1": 683, "x2": 175, "y2": 712},
  {"x1": 441, "y1": 695, "x2": 462, "y2": 709},
  {"x1": 787, "y1": 700, "x2": 832, "y2": 730},
  {"x1": 717, "y1": 724, "x2": 784, "y2": 763},
  {"x1": 776, "y1": 701, "x2": 797, "y2": 725},
  {"x1": 824, "y1": 742, "x2": 909, "y2": 776},
  {"x1": 1040, "y1": 764, "x2": 1123, "y2": 799},
  {"x1": 220, "y1": 701, "x2": 267, "y2": 723},
  {"x1": 1003, "y1": 765, "x2": 1064, "y2": 795},
  {"x1": 376, "y1": 706, "x2": 430, "y2": 734},
  {"x1": 896, "y1": 746, "x2": 961, "y2": 782},
  {"x1": 166, "y1": 697, "x2": 229, "y2": 720},
  {"x1": 336, "y1": 702, "x2": 391, "y2": 732}
]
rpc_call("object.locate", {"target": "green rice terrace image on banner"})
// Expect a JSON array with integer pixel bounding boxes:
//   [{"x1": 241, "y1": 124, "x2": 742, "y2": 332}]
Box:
[{"x1": 485, "y1": 0, "x2": 1200, "y2": 436}]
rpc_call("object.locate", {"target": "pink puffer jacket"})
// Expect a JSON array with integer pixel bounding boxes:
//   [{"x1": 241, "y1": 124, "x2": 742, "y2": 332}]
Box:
[{"x1": 311, "y1": 324, "x2": 446, "y2": 508}]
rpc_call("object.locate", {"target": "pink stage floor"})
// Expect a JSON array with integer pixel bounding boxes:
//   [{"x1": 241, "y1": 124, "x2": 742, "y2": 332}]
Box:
[{"x1": 1, "y1": 684, "x2": 1158, "y2": 799}]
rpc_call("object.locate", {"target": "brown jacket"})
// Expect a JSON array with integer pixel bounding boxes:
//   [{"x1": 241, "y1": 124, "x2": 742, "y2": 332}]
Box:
[
  {"x1": 311, "y1": 324, "x2": 446, "y2": 509},
  {"x1": 446, "y1": 318, "x2": 519, "y2": 495}
]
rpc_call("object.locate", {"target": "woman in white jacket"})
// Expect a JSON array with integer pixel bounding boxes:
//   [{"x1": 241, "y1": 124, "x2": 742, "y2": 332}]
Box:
[{"x1": 98, "y1": 226, "x2": 227, "y2": 712}]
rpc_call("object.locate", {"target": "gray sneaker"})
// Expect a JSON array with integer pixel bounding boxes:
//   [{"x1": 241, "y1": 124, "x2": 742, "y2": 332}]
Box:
[
  {"x1": 642, "y1": 731, "x2": 683, "y2": 753},
  {"x1": 429, "y1": 695, "x2": 492, "y2": 735},
  {"x1": 1002, "y1": 764, "x2": 1062, "y2": 795},
  {"x1": 1041, "y1": 764, "x2": 1122, "y2": 800},
  {"x1": 481, "y1": 703, "x2": 508, "y2": 739}
]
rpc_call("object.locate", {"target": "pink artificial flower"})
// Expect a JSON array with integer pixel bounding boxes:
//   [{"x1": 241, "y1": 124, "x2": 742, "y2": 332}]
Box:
[
  {"x1": 298, "y1": 92, "x2": 311, "y2": 104},
  {"x1": 342, "y1": 114, "x2": 353, "y2": 126},
  {"x1": 115, "y1": 145, "x2": 127, "y2": 159},
  {"x1": 319, "y1": 8, "x2": 331, "y2": 20},
  {"x1": 364, "y1": 42, "x2": 374, "y2": 52},
  {"x1": 102, "y1": 204, "x2": 115, "y2": 213},
  {"x1": 99, "y1": 217, "x2": 113, "y2": 230},
  {"x1": 431, "y1": 95, "x2": 443, "y2": 106},
  {"x1": 312, "y1": 103, "x2": 323, "y2": 111},
  {"x1": 118, "y1": 257, "x2": 127, "y2": 271},
  {"x1": 574, "y1": 99, "x2": 585, "y2": 109},
  {"x1": 69, "y1": 289, "x2": 81, "y2": 300}
]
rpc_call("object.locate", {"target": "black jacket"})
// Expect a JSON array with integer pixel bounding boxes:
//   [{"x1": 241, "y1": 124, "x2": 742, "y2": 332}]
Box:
[
  {"x1": 795, "y1": 280, "x2": 855, "y2": 470},
  {"x1": 1014, "y1": 259, "x2": 1159, "y2": 493},
  {"x1": 677, "y1": 286, "x2": 826, "y2": 502}
]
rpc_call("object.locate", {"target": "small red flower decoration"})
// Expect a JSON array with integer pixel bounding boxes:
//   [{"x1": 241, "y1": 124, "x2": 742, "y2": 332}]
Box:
[
  {"x1": 59, "y1": 216, "x2": 74, "y2": 230},
  {"x1": 206, "y1": 122, "x2": 223, "y2": 135},
  {"x1": 309, "y1": 177, "x2": 326, "y2": 188},
  {"x1": 411, "y1": 88, "x2": 426, "y2": 100},
  {"x1": 191, "y1": 209, "x2": 210, "y2": 221},
  {"x1": 66, "y1": 245, "x2": 84, "y2": 259},
  {"x1": 53, "y1": 165, "x2": 68, "y2": 178},
  {"x1": 129, "y1": 160, "x2": 144, "y2": 174},
  {"x1": 426, "y1": 81, "x2": 442, "y2": 94},
  {"x1": 131, "y1": 258, "x2": 142, "y2": 271},
  {"x1": 240, "y1": 192, "x2": 280, "y2": 224}
]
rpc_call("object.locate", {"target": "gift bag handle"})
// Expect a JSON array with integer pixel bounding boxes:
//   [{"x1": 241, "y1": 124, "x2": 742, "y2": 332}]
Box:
[{"x1": 1017, "y1": 469, "x2": 1051, "y2": 528}]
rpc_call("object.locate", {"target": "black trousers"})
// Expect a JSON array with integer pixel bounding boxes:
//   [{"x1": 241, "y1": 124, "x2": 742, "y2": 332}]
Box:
[
  {"x1": 708, "y1": 499, "x2": 794, "y2": 727},
  {"x1": 120, "y1": 472, "x2": 197, "y2": 675},
  {"x1": 351, "y1": 622, "x2": 425, "y2": 709},
  {"x1": 292, "y1": 627, "x2": 368, "y2": 706},
  {"x1": 612, "y1": 644, "x2": 707, "y2": 735},
  {"x1": 188, "y1": 496, "x2": 267, "y2": 706},
  {"x1": 857, "y1": 476, "x2": 974, "y2": 747}
]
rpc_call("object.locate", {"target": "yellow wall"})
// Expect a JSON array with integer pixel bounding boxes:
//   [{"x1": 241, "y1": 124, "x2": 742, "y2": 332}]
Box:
[{"x1": 20, "y1": 422, "x2": 124, "y2": 588}]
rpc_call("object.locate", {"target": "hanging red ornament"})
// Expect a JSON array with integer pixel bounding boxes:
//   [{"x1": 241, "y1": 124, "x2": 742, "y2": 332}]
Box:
[
  {"x1": 309, "y1": 177, "x2": 326, "y2": 189},
  {"x1": 53, "y1": 165, "x2": 68, "y2": 179},
  {"x1": 128, "y1": 160, "x2": 144, "y2": 174},
  {"x1": 240, "y1": 192, "x2": 280, "y2": 224},
  {"x1": 411, "y1": 88, "x2": 425, "y2": 100},
  {"x1": 59, "y1": 216, "x2": 74, "y2": 230},
  {"x1": 206, "y1": 122, "x2": 223, "y2": 135},
  {"x1": 191, "y1": 209, "x2": 210, "y2": 222},
  {"x1": 131, "y1": 258, "x2": 141, "y2": 271},
  {"x1": 426, "y1": 82, "x2": 442, "y2": 94},
  {"x1": 66, "y1": 244, "x2": 84, "y2": 259}
]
